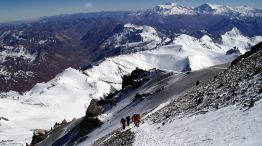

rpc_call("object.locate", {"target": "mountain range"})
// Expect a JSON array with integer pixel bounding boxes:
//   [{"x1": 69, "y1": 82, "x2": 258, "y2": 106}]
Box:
[
  {"x1": 0, "y1": 2, "x2": 261, "y2": 146},
  {"x1": 154, "y1": 2, "x2": 262, "y2": 17},
  {"x1": 0, "y1": 3, "x2": 262, "y2": 92}
]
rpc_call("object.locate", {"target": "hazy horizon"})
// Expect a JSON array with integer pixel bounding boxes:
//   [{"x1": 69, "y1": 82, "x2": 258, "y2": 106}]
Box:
[{"x1": 0, "y1": 0, "x2": 262, "y2": 23}]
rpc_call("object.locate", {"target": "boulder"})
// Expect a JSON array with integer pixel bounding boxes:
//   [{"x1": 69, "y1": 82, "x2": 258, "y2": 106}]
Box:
[
  {"x1": 86, "y1": 99, "x2": 103, "y2": 117},
  {"x1": 122, "y1": 68, "x2": 149, "y2": 89},
  {"x1": 30, "y1": 129, "x2": 49, "y2": 145}
]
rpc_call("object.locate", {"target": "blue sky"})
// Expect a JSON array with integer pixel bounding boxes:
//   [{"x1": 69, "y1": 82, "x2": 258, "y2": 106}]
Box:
[{"x1": 0, "y1": 0, "x2": 261, "y2": 23}]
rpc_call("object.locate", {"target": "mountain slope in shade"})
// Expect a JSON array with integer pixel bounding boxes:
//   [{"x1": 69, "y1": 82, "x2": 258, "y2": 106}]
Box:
[{"x1": 0, "y1": 26, "x2": 261, "y2": 145}]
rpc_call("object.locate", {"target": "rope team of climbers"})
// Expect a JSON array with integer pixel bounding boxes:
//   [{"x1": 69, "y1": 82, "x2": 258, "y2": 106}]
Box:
[{"x1": 120, "y1": 114, "x2": 141, "y2": 129}]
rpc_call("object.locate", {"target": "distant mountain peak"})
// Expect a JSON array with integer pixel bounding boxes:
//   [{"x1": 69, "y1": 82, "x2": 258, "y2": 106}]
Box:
[
  {"x1": 194, "y1": 3, "x2": 234, "y2": 14},
  {"x1": 226, "y1": 27, "x2": 242, "y2": 37},
  {"x1": 98, "y1": 23, "x2": 165, "y2": 54},
  {"x1": 164, "y1": 2, "x2": 177, "y2": 6},
  {"x1": 123, "y1": 23, "x2": 143, "y2": 30},
  {"x1": 155, "y1": 3, "x2": 194, "y2": 15},
  {"x1": 153, "y1": 2, "x2": 261, "y2": 17}
]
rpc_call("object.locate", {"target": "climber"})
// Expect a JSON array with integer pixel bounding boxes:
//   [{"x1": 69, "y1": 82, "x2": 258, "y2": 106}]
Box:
[
  {"x1": 132, "y1": 114, "x2": 136, "y2": 125},
  {"x1": 120, "y1": 117, "x2": 126, "y2": 129},
  {"x1": 136, "y1": 114, "x2": 141, "y2": 127},
  {"x1": 196, "y1": 80, "x2": 200, "y2": 86},
  {"x1": 133, "y1": 114, "x2": 141, "y2": 127},
  {"x1": 126, "y1": 116, "x2": 131, "y2": 126}
]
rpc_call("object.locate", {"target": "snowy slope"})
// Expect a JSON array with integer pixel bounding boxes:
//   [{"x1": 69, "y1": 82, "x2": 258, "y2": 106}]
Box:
[
  {"x1": 0, "y1": 68, "x2": 113, "y2": 145},
  {"x1": 133, "y1": 101, "x2": 262, "y2": 146},
  {"x1": 0, "y1": 26, "x2": 261, "y2": 145}
]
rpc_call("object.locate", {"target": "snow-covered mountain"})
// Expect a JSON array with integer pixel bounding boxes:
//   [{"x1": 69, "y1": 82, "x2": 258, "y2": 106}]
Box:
[
  {"x1": 194, "y1": 3, "x2": 235, "y2": 15},
  {"x1": 86, "y1": 27, "x2": 261, "y2": 83},
  {"x1": 0, "y1": 24, "x2": 261, "y2": 145},
  {"x1": 155, "y1": 2, "x2": 195, "y2": 15},
  {"x1": 154, "y1": 2, "x2": 262, "y2": 17},
  {"x1": 235, "y1": 5, "x2": 262, "y2": 17},
  {"x1": 221, "y1": 27, "x2": 262, "y2": 54},
  {"x1": 97, "y1": 23, "x2": 169, "y2": 54}
]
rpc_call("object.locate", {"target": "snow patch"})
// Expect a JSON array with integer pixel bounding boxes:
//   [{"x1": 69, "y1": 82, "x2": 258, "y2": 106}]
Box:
[{"x1": 0, "y1": 46, "x2": 36, "y2": 63}]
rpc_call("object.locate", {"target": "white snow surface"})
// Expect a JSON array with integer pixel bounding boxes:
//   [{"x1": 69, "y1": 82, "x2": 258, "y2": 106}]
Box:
[
  {"x1": 0, "y1": 27, "x2": 261, "y2": 145},
  {"x1": 133, "y1": 100, "x2": 262, "y2": 146}
]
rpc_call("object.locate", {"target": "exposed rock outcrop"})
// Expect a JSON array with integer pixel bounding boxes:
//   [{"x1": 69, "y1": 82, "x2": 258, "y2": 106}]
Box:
[
  {"x1": 93, "y1": 129, "x2": 135, "y2": 146},
  {"x1": 86, "y1": 99, "x2": 104, "y2": 117},
  {"x1": 30, "y1": 129, "x2": 49, "y2": 145},
  {"x1": 79, "y1": 99, "x2": 104, "y2": 140},
  {"x1": 122, "y1": 68, "x2": 150, "y2": 89},
  {"x1": 79, "y1": 117, "x2": 103, "y2": 140}
]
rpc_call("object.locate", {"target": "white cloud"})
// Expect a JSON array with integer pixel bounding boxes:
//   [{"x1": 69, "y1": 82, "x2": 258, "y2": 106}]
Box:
[{"x1": 85, "y1": 2, "x2": 93, "y2": 8}]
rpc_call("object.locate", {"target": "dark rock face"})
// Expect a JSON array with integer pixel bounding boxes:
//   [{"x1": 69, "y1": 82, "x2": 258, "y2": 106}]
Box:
[
  {"x1": 79, "y1": 99, "x2": 104, "y2": 140},
  {"x1": 226, "y1": 47, "x2": 241, "y2": 56},
  {"x1": 79, "y1": 117, "x2": 103, "y2": 139},
  {"x1": 122, "y1": 68, "x2": 149, "y2": 89},
  {"x1": 86, "y1": 99, "x2": 103, "y2": 117},
  {"x1": 30, "y1": 129, "x2": 49, "y2": 145},
  {"x1": 148, "y1": 42, "x2": 262, "y2": 123},
  {"x1": 98, "y1": 90, "x2": 119, "y2": 106},
  {"x1": 29, "y1": 119, "x2": 69, "y2": 145},
  {"x1": 93, "y1": 129, "x2": 135, "y2": 146},
  {"x1": 231, "y1": 42, "x2": 262, "y2": 66},
  {"x1": 182, "y1": 57, "x2": 192, "y2": 72}
]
